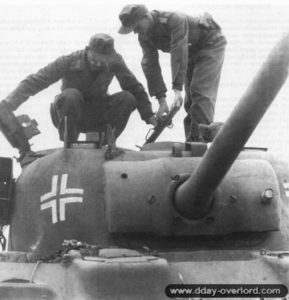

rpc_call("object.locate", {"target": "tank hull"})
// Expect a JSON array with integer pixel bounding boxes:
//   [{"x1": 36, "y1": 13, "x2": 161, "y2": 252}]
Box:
[{"x1": 0, "y1": 249, "x2": 288, "y2": 300}]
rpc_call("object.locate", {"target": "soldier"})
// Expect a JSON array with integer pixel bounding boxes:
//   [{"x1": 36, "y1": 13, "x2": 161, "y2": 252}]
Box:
[
  {"x1": 118, "y1": 4, "x2": 226, "y2": 142},
  {"x1": 4, "y1": 33, "x2": 157, "y2": 143}
]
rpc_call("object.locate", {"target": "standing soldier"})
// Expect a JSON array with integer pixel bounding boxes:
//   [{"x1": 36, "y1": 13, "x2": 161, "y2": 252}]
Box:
[
  {"x1": 4, "y1": 33, "x2": 157, "y2": 143},
  {"x1": 118, "y1": 5, "x2": 226, "y2": 142}
]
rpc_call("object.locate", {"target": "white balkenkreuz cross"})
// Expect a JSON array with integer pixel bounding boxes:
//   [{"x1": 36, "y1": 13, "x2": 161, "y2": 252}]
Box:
[{"x1": 40, "y1": 174, "x2": 84, "y2": 224}]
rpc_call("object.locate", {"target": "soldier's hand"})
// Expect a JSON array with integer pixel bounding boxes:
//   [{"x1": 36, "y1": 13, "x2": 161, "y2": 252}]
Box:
[
  {"x1": 172, "y1": 89, "x2": 183, "y2": 109},
  {"x1": 157, "y1": 97, "x2": 169, "y2": 119},
  {"x1": 147, "y1": 115, "x2": 158, "y2": 127}
]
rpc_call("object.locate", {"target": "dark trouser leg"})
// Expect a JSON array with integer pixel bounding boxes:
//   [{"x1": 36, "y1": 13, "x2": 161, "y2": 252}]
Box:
[
  {"x1": 50, "y1": 88, "x2": 83, "y2": 142},
  {"x1": 184, "y1": 39, "x2": 226, "y2": 141},
  {"x1": 104, "y1": 91, "x2": 136, "y2": 139}
]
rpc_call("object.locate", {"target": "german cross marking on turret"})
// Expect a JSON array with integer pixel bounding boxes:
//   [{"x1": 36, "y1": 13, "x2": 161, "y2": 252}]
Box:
[{"x1": 40, "y1": 174, "x2": 84, "y2": 224}]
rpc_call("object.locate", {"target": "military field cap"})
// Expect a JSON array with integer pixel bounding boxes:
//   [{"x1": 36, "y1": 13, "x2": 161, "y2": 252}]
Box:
[
  {"x1": 88, "y1": 33, "x2": 115, "y2": 56},
  {"x1": 118, "y1": 4, "x2": 149, "y2": 34}
]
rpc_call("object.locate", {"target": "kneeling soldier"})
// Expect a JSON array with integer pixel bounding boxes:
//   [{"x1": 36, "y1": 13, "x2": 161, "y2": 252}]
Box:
[{"x1": 5, "y1": 33, "x2": 157, "y2": 143}]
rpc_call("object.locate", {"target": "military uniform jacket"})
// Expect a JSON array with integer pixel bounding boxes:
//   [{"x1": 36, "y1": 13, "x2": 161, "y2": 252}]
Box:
[
  {"x1": 138, "y1": 10, "x2": 222, "y2": 99},
  {"x1": 6, "y1": 49, "x2": 153, "y2": 122}
]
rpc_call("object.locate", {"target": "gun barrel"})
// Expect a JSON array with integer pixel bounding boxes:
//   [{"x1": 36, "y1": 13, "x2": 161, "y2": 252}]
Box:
[{"x1": 174, "y1": 33, "x2": 289, "y2": 219}]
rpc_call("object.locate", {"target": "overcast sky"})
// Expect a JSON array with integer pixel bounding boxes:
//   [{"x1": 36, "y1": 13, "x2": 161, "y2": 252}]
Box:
[{"x1": 0, "y1": 0, "x2": 289, "y2": 169}]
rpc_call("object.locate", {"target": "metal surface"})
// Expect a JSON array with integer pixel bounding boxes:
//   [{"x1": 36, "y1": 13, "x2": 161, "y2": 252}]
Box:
[
  {"x1": 0, "y1": 157, "x2": 13, "y2": 226},
  {"x1": 2, "y1": 34, "x2": 289, "y2": 300},
  {"x1": 174, "y1": 33, "x2": 289, "y2": 219},
  {"x1": 104, "y1": 158, "x2": 281, "y2": 235},
  {"x1": 0, "y1": 250, "x2": 288, "y2": 299}
]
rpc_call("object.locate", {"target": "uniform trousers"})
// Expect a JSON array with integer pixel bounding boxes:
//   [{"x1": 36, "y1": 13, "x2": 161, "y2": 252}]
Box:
[
  {"x1": 184, "y1": 30, "x2": 226, "y2": 141},
  {"x1": 50, "y1": 88, "x2": 136, "y2": 142}
]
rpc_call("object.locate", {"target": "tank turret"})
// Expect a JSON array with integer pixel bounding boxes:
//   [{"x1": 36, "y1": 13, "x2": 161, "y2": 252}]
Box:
[
  {"x1": 174, "y1": 32, "x2": 289, "y2": 219},
  {"x1": 0, "y1": 34, "x2": 288, "y2": 299}
]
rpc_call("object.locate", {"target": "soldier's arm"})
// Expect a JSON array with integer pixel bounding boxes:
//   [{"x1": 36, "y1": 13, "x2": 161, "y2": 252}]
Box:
[
  {"x1": 139, "y1": 36, "x2": 167, "y2": 99},
  {"x1": 6, "y1": 56, "x2": 70, "y2": 110},
  {"x1": 112, "y1": 54, "x2": 154, "y2": 123},
  {"x1": 167, "y1": 12, "x2": 189, "y2": 92}
]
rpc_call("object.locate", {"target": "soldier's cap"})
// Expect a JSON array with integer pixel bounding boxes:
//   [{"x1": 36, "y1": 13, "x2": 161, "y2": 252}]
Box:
[
  {"x1": 88, "y1": 33, "x2": 115, "y2": 57},
  {"x1": 118, "y1": 4, "x2": 149, "y2": 34}
]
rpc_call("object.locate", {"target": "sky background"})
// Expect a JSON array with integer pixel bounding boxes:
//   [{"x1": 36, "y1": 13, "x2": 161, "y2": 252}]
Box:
[{"x1": 0, "y1": 0, "x2": 289, "y2": 173}]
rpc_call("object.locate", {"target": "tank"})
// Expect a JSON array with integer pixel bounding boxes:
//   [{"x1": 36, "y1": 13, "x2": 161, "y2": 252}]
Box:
[{"x1": 0, "y1": 33, "x2": 288, "y2": 299}]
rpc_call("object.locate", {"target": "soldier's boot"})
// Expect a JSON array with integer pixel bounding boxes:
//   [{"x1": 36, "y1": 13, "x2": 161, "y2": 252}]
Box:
[
  {"x1": 198, "y1": 122, "x2": 224, "y2": 143},
  {"x1": 104, "y1": 123, "x2": 124, "y2": 160}
]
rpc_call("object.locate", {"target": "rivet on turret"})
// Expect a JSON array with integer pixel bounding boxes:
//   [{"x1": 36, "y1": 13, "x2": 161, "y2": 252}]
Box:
[
  {"x1": 148, "y1": 195, "x2": 156, "y2": 205},
  {"x1": 173, "y1": 217, "x2": 182, "y2": 226},
  {"x1": 205, "y1": 216, "x2": 214, "y2": 224},
  {"x1": 261, "y1": 189, "x2": 273, "y2": 205},
  {"x1": 260, "y1": 248, "x2": 267, "y2": 255},
  {"x1": 171, "y1": 174, "x2": 180, "y2": 181},
  {"x1": 229, "y1": 195, "x2": 237, "y2": 203}
]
